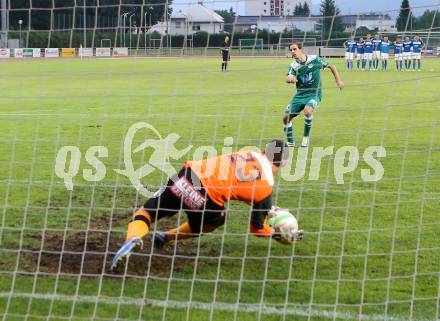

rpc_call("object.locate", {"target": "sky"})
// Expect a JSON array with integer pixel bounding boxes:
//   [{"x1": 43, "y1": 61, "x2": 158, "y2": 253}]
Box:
[{"x1": 172, "y1": 0, "x2": 440, "y2": 17}]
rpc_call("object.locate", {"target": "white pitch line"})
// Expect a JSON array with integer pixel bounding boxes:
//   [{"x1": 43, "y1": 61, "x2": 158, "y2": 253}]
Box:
[
  {"x1": 0, "y1": 292, "x2": 425, "y2": 321},
  {"x1": 0, "y1": 113, "x2": 59, "y2": 117},
  {"x1": 0, "y1": 110, "x2": 59, "y2": 117}
]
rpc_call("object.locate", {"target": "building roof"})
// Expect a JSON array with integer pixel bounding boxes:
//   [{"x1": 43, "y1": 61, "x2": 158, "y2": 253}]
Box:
[
  {"x1": 171, "y1": 3, "x2": 224, "y2": 23},
  {"x1": 235, "y1": 16, "x2": 259, "y2": 24},
  {"x1": 340, "y1": 15, "x2": 358, "y2": 25},
  {"x1": 235, "y1": 15, "x2": 320, "y2": 25},
  {"x1": 338, "y1": 13, "x2": 393, "y2": 27},
  {"x1": 358, "y1": 14, "x2": 392, "y2": 21}
]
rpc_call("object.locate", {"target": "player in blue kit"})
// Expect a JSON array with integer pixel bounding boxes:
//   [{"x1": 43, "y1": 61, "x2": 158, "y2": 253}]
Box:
[
  {"x1": 356, "y1": 37, "x2": 365, "y2": 70},
  {"x1": 403, "y1": 36, "x2": 412, "y2": 71},
  {"x1": 343, "y1": 38, "x2": 351, "y2": 70},
  {"x1": 380, "y1": 36, "x2": 391, "y2": 71},
  {"x1": 363, "y1": 34, "x2": 374, "y2": 70},
  {"x1": 372, "y1": 33, "x2": 382, "y2": 70},
  {"x1": 344, "y1": 36, "x2": 357, "y2": 70},
  {"x1": 411, "y1": 35, "x2": 425, "y2": 71},
  {"x1": 393, "y1": 36, "x2": 404, "y2": 71}
]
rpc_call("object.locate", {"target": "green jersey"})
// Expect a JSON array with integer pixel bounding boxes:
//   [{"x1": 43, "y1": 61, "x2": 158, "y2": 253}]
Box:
[{"x1": 288, "y1": 55, "x2": 329, "y2": 99}]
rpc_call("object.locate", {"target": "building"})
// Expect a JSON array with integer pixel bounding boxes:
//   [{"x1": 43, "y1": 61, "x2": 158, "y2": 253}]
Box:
[
  {"x1": 356, "y1": 14, "x2": 396, "y2": 32},
  {"x1": 149, "y1": 2, "x2": 224, "y2": 36},
  {"x1": 340, "y1": 15, "x2": 358, "y2": 32},
  {"x1": 244, "y1": 0, "x2": 312, "y2": 17},
  {"x1": 341, "y1": 13, "x2": 397, "y2": 32},
  {"x1": 235, "y1": 15, "x2": 320, "y2": 33}
]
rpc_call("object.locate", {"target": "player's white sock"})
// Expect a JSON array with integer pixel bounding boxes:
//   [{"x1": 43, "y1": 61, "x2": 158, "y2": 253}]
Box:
[{"x1": 301, "y1": 136, "x2": 309, "y2": 148}]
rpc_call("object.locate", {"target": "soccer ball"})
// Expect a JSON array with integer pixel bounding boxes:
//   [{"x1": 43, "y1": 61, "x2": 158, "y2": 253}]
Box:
[{"x1": 268, "y1": 207, "x2": 303, "y2": 244}]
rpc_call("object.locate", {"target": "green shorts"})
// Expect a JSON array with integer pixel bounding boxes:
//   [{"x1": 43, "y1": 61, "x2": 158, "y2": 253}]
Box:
[{"x1": 285, "y1": 95, "x2": 321, "y2": 115}]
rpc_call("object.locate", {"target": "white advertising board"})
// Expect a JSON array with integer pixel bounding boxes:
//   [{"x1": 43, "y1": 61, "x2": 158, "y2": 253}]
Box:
[
  {"x1": 32, "y1": 48, "x2": 41, "y2": 58},
  {"x1": 0, "y1": 48, "x2": 11, "y2": 58},
  {"x1": 14, "y1": 48, "x2": 24, "y2": 58},
  {"x1": 45, "y1": 48, "x2": 59, "y2": 58},
  {"x1": 95, "y1": 48, "x2": 111, "y2": 57},
  {"x1": 113, "y1": 47, "x2": 129, "y2": 56},
  {"x1": 79, "y1": 47, "x2": 94, "y2": 57}
]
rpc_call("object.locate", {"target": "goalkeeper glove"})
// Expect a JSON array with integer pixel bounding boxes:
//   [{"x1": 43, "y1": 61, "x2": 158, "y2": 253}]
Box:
[{"x1": 250, "y1": 223, "x2": 273, "y2": 237}]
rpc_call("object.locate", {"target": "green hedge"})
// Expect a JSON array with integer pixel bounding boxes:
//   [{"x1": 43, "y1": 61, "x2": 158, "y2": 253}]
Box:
[{"x1": 8, "y1": 30, "x2": 352, "y2": 48}]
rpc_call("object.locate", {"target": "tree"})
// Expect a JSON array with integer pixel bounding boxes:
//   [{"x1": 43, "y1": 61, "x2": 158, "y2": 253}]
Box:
[
  {"x1": 143, "y1": 1, "x2": 171, "y2": 28},
  {"x1": 414, "y1": 9, "x2": 440, "y2": 30},
  {"x1": 294, "y1": 2, "x2": 310, "y2": 16},
  {"x1": 215, "y1": 7, "x2": 236, "y2": 32},
  {"x1": 303, "y1": 2, "x2": 311, "y2": 16},
  {"x1": 293, "y1": 3, "x2": 302, "y2": 16},
  {"x1": 356, "y1": 26, "x2": 371, "y2": 35},
  {"x1": 396, "y1": 0, "x2": 412, "y2": 31},
  {"x1": 6, "y1": 0, "x2": 172, "y2": 31},
  {"x1": 320, "y1": 0, "x2": 343, "y2": 40},
  {"x1": 294, "y1": 3, "x2": 302, "y2": 16}
]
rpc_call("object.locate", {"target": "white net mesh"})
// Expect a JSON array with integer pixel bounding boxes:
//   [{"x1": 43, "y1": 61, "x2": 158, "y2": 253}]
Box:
[{"x1": 1, "y1": 1, "x2": 440, "y2": 321}]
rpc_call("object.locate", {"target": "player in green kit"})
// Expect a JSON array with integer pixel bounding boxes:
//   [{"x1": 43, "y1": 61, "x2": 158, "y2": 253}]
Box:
[{"x1": 284, "y1": 42, "x2": 344, "y2": 147}]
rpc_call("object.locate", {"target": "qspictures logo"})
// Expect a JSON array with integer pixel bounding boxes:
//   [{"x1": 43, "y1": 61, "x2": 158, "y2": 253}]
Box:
[{"x1": 54, "y1": 122, "x2": 386, "y2": 196}]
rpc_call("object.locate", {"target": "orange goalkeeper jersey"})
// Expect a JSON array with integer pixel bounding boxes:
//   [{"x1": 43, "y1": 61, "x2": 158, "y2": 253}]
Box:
[{"x1": 185, "y1": 151, "x2": 274, "y2": 207}]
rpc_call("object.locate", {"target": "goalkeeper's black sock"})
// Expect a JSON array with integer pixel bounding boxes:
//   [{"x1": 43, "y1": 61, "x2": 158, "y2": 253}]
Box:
[{"x1": 224, "y1": 62, "x2": 228, "y2": 71}]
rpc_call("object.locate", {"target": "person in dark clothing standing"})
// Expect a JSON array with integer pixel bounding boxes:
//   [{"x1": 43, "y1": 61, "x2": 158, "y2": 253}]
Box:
[{"x1": 221, "y1": 36, "x2": 231, "y2": 72}]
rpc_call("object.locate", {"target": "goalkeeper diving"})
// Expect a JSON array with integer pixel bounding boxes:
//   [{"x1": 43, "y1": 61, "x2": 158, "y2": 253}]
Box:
[{"x1": 111, "y1": 139, "x2": 303, "y2": 270}]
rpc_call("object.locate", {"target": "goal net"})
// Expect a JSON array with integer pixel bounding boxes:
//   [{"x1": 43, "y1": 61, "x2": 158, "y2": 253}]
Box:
[{"x1": 1, "y1": 1, "x2": 440, "y2": 321}]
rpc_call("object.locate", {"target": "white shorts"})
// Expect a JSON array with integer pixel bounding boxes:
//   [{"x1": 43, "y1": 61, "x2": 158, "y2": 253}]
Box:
[
  {"x1": 381, "y1": 53, "x2": 389, "y2": 60},
  {"x1": 345, "y1": 52, "x2": 350, "y2": 59},
  {"x1": 364, "y1": 53, "x2": 373, "y2": 60},
  {"x1": 412, "y1": 52, "x2": 422, "y2": 60},
  {"x1": 403, "y1": 52, "x2": 412, "y2": 59},
  {"x1": 374, "y1": 51, "x2": 381, "y2": 59},
  {"x1": 356, "y1": 53, "x2": 364, "y2": 60},
  {"x1": 394, "y1": 53, "x2": 403, "y2": 60}
]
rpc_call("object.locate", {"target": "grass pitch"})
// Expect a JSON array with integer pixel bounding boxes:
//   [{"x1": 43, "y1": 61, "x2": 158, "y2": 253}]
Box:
[{"x1": 0, "y1": 57, "x2": 439, "y2": 321}]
